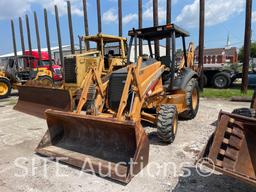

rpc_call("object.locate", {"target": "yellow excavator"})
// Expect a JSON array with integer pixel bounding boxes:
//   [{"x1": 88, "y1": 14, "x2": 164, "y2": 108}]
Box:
[
  {"x1": 14, "y1": 34, "x2": 128, "y2": 118},
  {"x1": 35, "y1": 24, "x2": 200, "y2": 183}
]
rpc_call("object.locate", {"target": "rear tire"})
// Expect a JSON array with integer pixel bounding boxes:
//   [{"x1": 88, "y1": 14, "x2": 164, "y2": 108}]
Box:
[
  {"x1": 157, "y1": 105, "x2": 178, "y2": 144},
  {"x1": 179, "y1": 78, "x2": 200, "y2": 120},
  {"x1": 212, "y1": 72, "x2": 231, "y2": 88},
  {"x1": 0, "y1": 78, "x2": 11, "y2": 99}
]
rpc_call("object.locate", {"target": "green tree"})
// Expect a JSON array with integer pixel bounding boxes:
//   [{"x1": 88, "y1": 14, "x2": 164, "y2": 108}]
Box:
[{"x1": 238, "y1": 42, "x2": 256, "y2": 62}]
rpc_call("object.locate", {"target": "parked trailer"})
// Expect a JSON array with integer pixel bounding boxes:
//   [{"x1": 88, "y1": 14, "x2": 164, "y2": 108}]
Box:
[{"x1": 199, "y1": 64, "x2": 238, "y2": 89}]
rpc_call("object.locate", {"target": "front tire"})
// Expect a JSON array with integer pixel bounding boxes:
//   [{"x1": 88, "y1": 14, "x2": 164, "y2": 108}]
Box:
[
  {"x1": 0, "y1": 78, "x2": 11, "y2": 99},
  {"x1": 179, "y1": 78, "x2": 200, "y2": 120},
  {"x1": 157, "y1": 105, "x2": 178, "y2": 144}
]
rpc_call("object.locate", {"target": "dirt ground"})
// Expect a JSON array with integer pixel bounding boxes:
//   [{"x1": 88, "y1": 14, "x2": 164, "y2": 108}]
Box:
[{"x1": 0, "y1": 95, "x2": 255, "y2": 192}]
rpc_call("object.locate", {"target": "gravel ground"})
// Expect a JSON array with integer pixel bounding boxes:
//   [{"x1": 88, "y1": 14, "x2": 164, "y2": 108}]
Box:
[{"x1": 0, "y1": 95, "x2": 255, "y2": 192}]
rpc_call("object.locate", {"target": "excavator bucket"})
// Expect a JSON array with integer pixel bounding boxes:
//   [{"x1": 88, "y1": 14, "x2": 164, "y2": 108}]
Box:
[
  {"x1": 14, "y1": 85, "x2": 72, "y2": 119},
  {"x1": 35, "y1": 110, "x2": 149, "y2": 183},
  {"x1": 198, "y1": 111, "x2": 256, "y2": 186}
]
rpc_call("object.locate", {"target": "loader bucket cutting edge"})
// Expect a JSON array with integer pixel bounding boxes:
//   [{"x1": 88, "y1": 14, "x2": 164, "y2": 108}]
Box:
[
  {"x1": 35, "y1": 110, "x2": 149, "y2": 183},
  {"x1": 197, "y1": 111, "x2": 256, "y2": 186},
  {"x1": 14, "y1": 85, "x2": 72, "y2": 119}
]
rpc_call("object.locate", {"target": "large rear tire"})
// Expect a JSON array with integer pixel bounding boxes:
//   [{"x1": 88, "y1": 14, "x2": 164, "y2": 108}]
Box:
[
  {"x1": 157, "y1": 104, "x2": 178, "y2": 144},
  {"x1": 0, "y1": 78, "x2": 11, "y2": 99},
  {"x1": 212, "y1": 72, "x2": 231, "y2": 88},
  {"x1": 179, "y1": 78, "x2": 200, "y2": 120}
]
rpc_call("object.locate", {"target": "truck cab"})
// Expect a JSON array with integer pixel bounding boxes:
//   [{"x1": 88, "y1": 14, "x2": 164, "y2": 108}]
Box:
[{"x1": 24, "y1": 51, "x2": 63, "y2": 81}]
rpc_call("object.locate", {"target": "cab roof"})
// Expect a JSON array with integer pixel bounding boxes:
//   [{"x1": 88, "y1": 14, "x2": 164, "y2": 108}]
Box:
[
  {"x1": 128, "y1": 24, "x2": 190, "y2": 41},
  {"x1": 83, "y1": 33, "x2": 127, "y2": 43}
]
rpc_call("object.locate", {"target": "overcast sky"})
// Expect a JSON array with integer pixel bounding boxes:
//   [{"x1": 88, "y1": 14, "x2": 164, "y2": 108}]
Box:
[{"x1": 0, "y1": 0, "x2": 255, "y2": 55}]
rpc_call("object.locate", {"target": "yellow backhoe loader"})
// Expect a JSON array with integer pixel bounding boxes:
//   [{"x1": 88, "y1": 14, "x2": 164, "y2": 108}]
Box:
[
  {"x1": 0, "y1": 56, "x2": 53, "y2": 99},
  {"x1": 35, "y1": 24, "x2": 200, "y2": 183},
  {"x1": 14, "y1": 34, "x2": 128, "y2": 118}
]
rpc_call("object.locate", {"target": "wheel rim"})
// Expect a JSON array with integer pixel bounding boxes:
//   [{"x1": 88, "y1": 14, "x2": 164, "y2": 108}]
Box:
[
  {"x1": 192, "y1": 88, "x2": 198, "y2": 110},
  {"x1": 215, "y1": 76, "x2": 227, "y2": 88},
  {"x1": 0, "y1": 82, "x2": 8, "y2": 96}
]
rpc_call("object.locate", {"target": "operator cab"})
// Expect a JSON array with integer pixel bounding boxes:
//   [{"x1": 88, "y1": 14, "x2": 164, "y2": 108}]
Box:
[
  {"x1": 83, "y1": 34, "x2": 128, "y2": 72},
  {"x1": 127, "y1": 24, "x2": 196, "y2": 91}
]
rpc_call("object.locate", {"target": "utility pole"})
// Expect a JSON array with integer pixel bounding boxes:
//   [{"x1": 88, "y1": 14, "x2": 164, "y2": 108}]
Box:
[
  {"x1": 19, "y1": 17, "x2": 25, "y2": 55},
  {"x1": 55, "y1": 5, "x2": 64, "y2": 67},
  {"x1": 83, "y1": 0, "x2": 90, "y2": 50},
  {"x1": 242, "y1": 0, "x2": 252, "y2": 94},
  {"x1": 198, "y1": 0, "x2": 205, "y2": 91},
  {"x1": 138, "y1": 0, "x2": 143, "y2": 55},
  {"x1": 153, "y1": 0, "x2": 160, "y2": 58},
  {"x1": 25, "y1": 15, "x2": 32, "y2": 55},
  {"x1": 166, "y1": 0, "x2": 171, "y2": 57},
  {"x1": 34, "y1": 11, "x2": 42, "y2": 66},
  {"x1": 67, "y1": 1, "x2": 75, "y2": 54},
  {"x1": 97, "y1": 0, "x2": 102, "y2": 33},
  {"x1": 44, "y1": 9, "x2": 54, "y2": 82},
  {"x1": 118, "y1": 0, "x2": 122, "y2": 37},
  {"x1": 11, "y1": 20, "x2": 17, "y2": 58}
]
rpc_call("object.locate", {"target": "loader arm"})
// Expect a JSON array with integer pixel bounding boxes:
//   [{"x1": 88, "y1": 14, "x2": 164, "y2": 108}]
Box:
[
  {"x1": 76, "y1": 68, "x2": 108, "y2": 114},
  {"x1": 178, "y1": 42, "x2": 195, "y2": 71},
  {"x1": 116, "y1": 57, "x2": 165, "y2": 121}
]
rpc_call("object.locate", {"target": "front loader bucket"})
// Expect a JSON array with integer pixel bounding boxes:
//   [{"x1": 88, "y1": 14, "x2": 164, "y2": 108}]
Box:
[
  {"x1": 14, "y1": 85, "x2": 72, "y2": 119},
  {"x1": 35, "y1": 110, "x2": 149, "y2": 183},
  {"x1": 198, "y1": 111, "x2": 256, "y2": 186}
]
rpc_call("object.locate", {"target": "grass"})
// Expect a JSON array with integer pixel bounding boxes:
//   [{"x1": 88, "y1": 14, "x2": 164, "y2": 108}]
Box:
[{"x1": 201, "y1": 88, "x2": 255, "y2": 99}]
